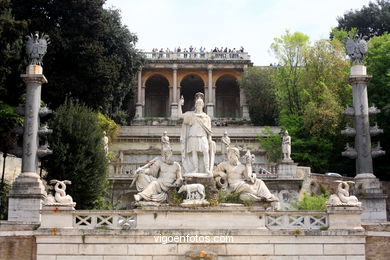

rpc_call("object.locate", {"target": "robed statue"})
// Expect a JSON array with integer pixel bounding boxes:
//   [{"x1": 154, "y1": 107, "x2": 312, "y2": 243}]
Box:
[{"x1": 178, "y1": 92, "x2": 216, "y2": 176}]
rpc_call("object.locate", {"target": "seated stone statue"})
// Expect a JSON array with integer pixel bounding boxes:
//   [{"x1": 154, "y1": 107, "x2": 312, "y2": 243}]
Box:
[
  {"x1": 213, "y1": 147, "x2": 278, "y2": 202},
  {"x1": 133, "y1": 136, "x2": 182, "y2": 203}
]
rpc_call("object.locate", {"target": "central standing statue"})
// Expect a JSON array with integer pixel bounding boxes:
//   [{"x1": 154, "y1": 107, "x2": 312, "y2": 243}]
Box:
[{"x1": 178, "y1": 92, "x2": 216, "y2": 176}]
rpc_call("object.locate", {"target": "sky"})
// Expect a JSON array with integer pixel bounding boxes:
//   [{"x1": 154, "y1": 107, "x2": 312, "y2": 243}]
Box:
[{"x1": 105, "y1": 0, "x2": 372, "y2": 65}]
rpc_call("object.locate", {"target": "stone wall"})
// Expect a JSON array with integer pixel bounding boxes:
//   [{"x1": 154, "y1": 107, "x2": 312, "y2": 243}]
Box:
[
  {"x1": 34, "y1": 230, "x2": 366, "y2": 260},
  {"x1": 364, "y1": 223, "x2": 390, "y2": 260}
]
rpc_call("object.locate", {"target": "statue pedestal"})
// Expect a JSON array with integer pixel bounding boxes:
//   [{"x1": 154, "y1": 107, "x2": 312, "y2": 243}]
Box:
[
  {"x1": 8, "y1": 172, "x2": 47, "y2": 222},
  {"x1": 355, "y1": 173, "x2": 387, "y2": 222},
  {"x1": 40, "y1": 204, "x2": 75, "y2": 229},
  {"x1": 170, "y1": 103, "x2": 178, "y2": 120},
  {"x1": 277, "y1": 161, "x2": 298, "y2": 179},
  {"x1": 327, "y1": 206, "x2": 363, "y2": 230}
]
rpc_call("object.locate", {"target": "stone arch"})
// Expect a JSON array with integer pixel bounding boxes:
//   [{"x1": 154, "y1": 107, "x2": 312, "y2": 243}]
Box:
[
  {"x1": 180, "y1": 74, "x2": 205, "y2": 113},
  {"x1": 215, "y1": 74, "x2": 240, "y2": 118},
  {"x1": 144, "y1": 74, "x2": 169, "y2": 117}
]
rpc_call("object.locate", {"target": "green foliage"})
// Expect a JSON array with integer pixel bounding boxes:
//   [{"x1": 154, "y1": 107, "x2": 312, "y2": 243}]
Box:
[
  {"x1": 270, "y1": 31, "x2": 352, "y2": 174},
  {"x1": 293, "y1": 192, "x2": 328, "y2": 211},
  {"x1": 271, "y1": 30, "x2": 310, "y2": 115},
  {"x1": 217, "y1": 189, "x2": 241, "y2": 203},
  {"x1": 0, "y1": 183, "x2": 10, "y2": 219},
  {"x1": 97, "y1": 112, "x2": 119, "y2": 143},
  {"x1": 336, "y1": 0, "x2": 390, "y2": 38},
  {"x1": 366, "y1": 34, "x2": 390, "y2": 179},
  {"x1": 0, "y1": 0, "x2": 27, "y2": 104},
  {"x1": 238, "y1": 66, "x2": 278, "y2": 125},
  {"x1": 258, "y1": 126, "x2": 282, "y2": 163},
  {"x1": 330, "y1": 27, "x2": 359, "y2": 43},
  {"x1": 171, "y1": 191, "x2": 185, "y2": 205},
  {"x1": 8, "y1": 0, "x2": 144, "y2": 120},
  {"x1": 44, "y1": 99, "x2": 108, "y2": 209},
  {"x1": 0, "y1": 103, "x2": 22, "y2": 183}
]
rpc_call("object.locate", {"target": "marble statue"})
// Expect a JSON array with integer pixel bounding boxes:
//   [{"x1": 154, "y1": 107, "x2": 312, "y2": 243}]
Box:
[
  {"x1": 103, "y1": 131, "x2": 109, "y2": 155},
  {"x1": 178, "y1": 92, "x2": 216, "y2": 176},
  {"x1": 221, "y1": 131, "x2": 231, "y2": 159},
  {"x1": 282, "y1": 130, "x2": 292, "y2": 161},
  {"x1": 161, "y1": 131, "x2": 171, "y2": 151},
  {"x1": 44, "y1": 180, "x2": 76, "y2": 206},
  {"x1": 178, "y1": 183, "x2": 206, "y2": 200},
  {"x1": 327, "y1": 181, "x2": 361, "y2": 207},
  {"x1": 213, "y1": 147, "x2": 278, "y2": 202},
  {"x1": 133, "y1": 135, "x2": 183, "y2": 202}
]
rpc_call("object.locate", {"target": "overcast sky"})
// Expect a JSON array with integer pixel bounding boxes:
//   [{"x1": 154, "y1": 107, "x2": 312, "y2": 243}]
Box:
[{"x1": 105, "y1": 0, "x2": 372, "y2": 65}]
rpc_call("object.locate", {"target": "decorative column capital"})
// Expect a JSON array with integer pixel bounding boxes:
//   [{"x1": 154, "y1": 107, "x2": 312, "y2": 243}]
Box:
[
  {"x1": 172, "y1": 64, "x2": 178, "y2": 70},
  {"x1": 207, "y1": 64, "x2": 213, "y2": 71}
]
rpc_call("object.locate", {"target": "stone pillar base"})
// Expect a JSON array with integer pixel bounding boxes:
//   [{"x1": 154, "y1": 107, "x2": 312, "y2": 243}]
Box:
[
  {"x1": 8, "y1": 172, "x2": 46, "y2": 222},
  {"x1": 170, "y1": 103, "x2": 178, "y2": 120},
  {"x1": 354, "y1": 173, "x2": 387, "y2": 222},
  {"x1": 242, "y1": 105, "x2": 250, "y2": 120},
  {"x1": 277, "y1": 161, "x2": 298, "y2": 179},
  {"x1": 40, "y1": 205, "x2": 75, "y2": 229},
  {"x1": 327, "y1": 206, "x2": 363, "y2": 230},
  {"x1": 135, "y1": 103, "x2": 143, "y2": 119},
  {"x1": 206, "y1": 103, "x2": 214, "y2": 118}
]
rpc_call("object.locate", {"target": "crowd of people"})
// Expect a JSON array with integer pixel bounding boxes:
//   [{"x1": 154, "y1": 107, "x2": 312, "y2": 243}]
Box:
[{"x1": 150, "y1": 46, "x2": 245, "y2": 59}]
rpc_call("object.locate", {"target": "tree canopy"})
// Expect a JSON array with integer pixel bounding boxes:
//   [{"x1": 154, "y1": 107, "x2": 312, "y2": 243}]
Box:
[
  {"x1": 336, "y1": 0, "x2": 390, "y2": 38},
  {"x1": 238, "y1": 67, "x2": 278, "y2": 126},
  {"x1": 3, "y1": 0, "x2": 144, "y2": 122},
  {"x1": 269, "y1": 31, "x2": 352, "y2": 174}
]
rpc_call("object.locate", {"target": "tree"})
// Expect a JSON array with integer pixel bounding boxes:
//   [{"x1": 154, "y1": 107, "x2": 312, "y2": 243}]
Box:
[
  {"x1": 0, "y1": 0, "x2": 27, "y2": 105},
  {"x1": 238, "y1": 67, "x2": 278, "y2": 125},
  {"x1": 44, "y1": 99, "x2": 108, "y2": 209},
  {"x1": 365, "y1": 34, "x2": 390, "y2": 180},
  {"x1": 302, "y1": 39, "x2": 351, "y2": 136},
  {"x1": 336, "y1": 0, "x2": 390, "y2": 38},
  {"x1": 270, "y1": 30, "x2": 310, "y2": 115},
  {"x1": 0, "y1": 102, "x2": 22, "y2": 185},
  {"x1": 9, "y1": 0, "x2": 144, "y2": 122},
  {"x1": 270, "y1": 31, "x2": 353, "y2": 174}
]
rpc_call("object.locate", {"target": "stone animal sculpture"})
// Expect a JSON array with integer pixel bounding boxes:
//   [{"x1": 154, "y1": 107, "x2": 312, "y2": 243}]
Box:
[
  {"x1": 46, "y1": 180, "x2": 74, "y2": 205},
  {"x1": 178, "y1": 183, "x2": 206, "y2": 200},
  {"x1": 327, "y1": 181, "x2": 361, "y2": 207}
]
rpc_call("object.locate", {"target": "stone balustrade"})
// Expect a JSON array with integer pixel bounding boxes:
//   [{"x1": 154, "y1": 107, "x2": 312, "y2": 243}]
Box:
[
  {"x1": 74, "y1": 210, "x2": 137, "y2": 230},
  {"x1": 109, "y1": 162, "x2": 279, "y2": 179},
  {"x1": 38, "y1": 207, "x2": 363, "y2": 231},
  {"x1": 265, "y1": 211, "x2": 328, "y2": 230},
  {"x1": 143, "y1": 51, "x2": 251, "y2": 61}
]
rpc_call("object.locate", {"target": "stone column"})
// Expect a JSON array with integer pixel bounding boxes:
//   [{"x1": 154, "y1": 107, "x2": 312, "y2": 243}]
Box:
[
  {"x1": 206, "y1": 65, "x2": 214, "y2": 118},
  {"x1": 349, "y1": 65, "x2": 387, "y2": 222},
  {"x1": 170, "y1": 64, "x2": 178, "y2": 120},
  {"x1": 135, "y1": 70, "x2": 143, "y2": 119},
  {"x1": 240, "y1": 88, "x2": 250, "y2": 120},
  {"x1": 350, "y1": 65, "x2": 373, "y2": 176},
  {"x1": 8, "y1": 65, "x2": 47, "y2": 223}
]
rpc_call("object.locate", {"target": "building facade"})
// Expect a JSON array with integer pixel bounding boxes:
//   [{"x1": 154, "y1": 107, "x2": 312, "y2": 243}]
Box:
[{"x1": 134, "y1": 51, "x2": 252, "y2": 121}]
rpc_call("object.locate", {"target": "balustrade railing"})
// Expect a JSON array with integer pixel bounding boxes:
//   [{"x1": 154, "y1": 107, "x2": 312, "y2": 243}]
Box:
[
  {"x1": 142, "y1": 51, "x2": 250, "y2": 61},
  {"x1": 265, "y1": 211, "x2": 328, "y2": 230},
  {"x1": 109, "y1": 162, "x2": 278, "y2": 178},
  {"x1": 71, "y1": 210, "x2": 328, "y2": 230},
  {"x1": 74, "y1": 211, "x2": 137, "y2": 230}
]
